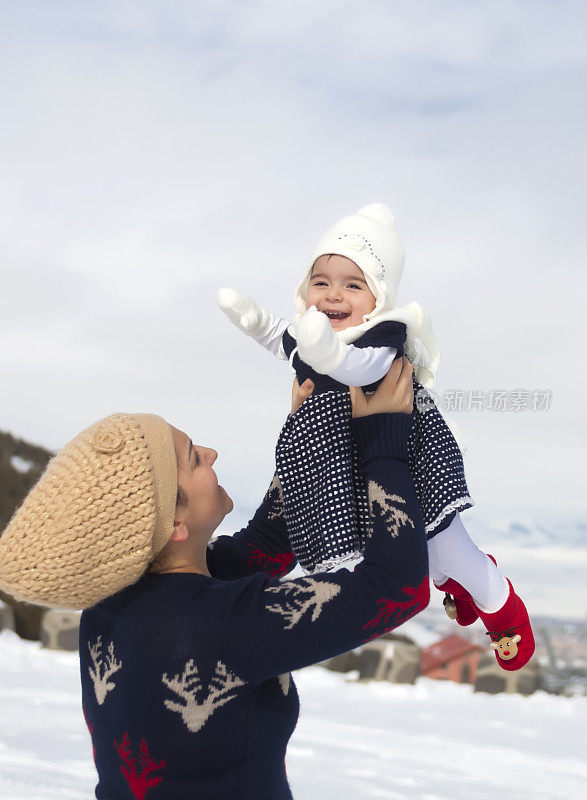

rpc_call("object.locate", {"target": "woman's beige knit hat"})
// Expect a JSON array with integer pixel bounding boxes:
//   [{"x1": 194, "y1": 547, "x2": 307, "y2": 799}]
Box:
[{"x1": 0, "y1": 413, "x2": 177, "y2": 610}]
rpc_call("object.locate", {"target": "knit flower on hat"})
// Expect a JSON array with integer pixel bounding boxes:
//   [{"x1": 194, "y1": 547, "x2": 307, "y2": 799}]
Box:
[
  {"x1": 92, "y1": 424, "x2": 126, "y2": 454},
  {"x1": 341, "y1": 233, "x2": 367, "y2": 252}
]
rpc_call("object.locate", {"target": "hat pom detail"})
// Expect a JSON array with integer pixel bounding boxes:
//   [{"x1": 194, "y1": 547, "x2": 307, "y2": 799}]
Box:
[{"x1": 357, "y1": 202, "x2": 397, "y2": 228}]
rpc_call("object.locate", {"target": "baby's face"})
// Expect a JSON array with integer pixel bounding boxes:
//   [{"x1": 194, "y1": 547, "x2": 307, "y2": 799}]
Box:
[{"x1": 306, "y1": 254, "x2": 376, "y2": 330}]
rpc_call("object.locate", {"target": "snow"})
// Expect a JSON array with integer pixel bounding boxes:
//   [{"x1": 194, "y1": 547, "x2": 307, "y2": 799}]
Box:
[
  {"x1": 9, "y1": 455, "x2": 33, "y2": 474},
  {"x1": 289, "y1": 669, "x2": 587, "y2": 800},
  {"x1": 0, "y1": 630, "x2": 585, "y2": 799},
  {"x1": 393, "y1": 617, "x2": 440, "y2": 648}
]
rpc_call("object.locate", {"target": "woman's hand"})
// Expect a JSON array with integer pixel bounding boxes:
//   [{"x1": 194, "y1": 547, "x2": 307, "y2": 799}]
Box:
[
  {"x1": 291, "y1": 378, "x2": 315, "y2": 413},
  {"x1": 350, "y1": 357, "x2": 413, "y2": 418}
]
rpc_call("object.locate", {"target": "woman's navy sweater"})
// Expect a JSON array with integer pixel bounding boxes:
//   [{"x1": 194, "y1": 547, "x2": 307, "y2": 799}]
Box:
[{"x1": 79, "y1": 413, "x2": 429, "y2": 800}]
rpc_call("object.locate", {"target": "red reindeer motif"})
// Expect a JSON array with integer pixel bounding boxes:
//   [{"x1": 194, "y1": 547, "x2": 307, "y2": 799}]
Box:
[
  {"x1": 249, "y1": 544, "x2": 295, "y2": 578},
  {"x1": 82, "y1": 703, "x2": 96, "y2": 764},
  {"x1": 114, "y1": 733, "x2": 165, "y2": 800},
  {"x1": 362, "y1": 577, "x2": 430, "y2": 642}
]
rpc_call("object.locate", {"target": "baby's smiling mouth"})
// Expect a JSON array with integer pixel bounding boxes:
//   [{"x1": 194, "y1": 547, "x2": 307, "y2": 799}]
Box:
[{"x1": 323, "y1": 310, "x2": 350, "y2": 321}]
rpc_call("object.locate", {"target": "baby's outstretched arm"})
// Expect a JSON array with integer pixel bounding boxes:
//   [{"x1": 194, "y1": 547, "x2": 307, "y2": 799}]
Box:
[
  {"x1": 296, "y1": 306, "x2": 397, "y2": 385},
  {"x1": 329, "y1": 345, "x2": 397, "y2": 386},
  {"x1": 217, "y1": 287, "x2": 289, "y2": 360}
]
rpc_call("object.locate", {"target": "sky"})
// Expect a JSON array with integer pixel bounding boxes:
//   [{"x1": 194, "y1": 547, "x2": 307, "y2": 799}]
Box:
[{"x1": 0, "y1": 0, "x2": 586, "y2": 523}]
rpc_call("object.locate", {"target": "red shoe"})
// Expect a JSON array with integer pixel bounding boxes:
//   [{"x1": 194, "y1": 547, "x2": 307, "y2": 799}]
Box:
[
  {"x1": 434, "y1": 555, "x2": 497, "y2": 627},
  {"x1": 434, "y1": 577, "x2": 479, "y2": 626},
  {"x1": 473, "y1": 579, "x2": 535, "y2": 671}
]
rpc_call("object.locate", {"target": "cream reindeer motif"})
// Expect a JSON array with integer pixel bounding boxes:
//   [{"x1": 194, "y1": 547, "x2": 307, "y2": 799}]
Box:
[
  {"x1": 265, "y1": 474, "x2": 285, "y2": 520},
  {"x1": 162, "y1": 659, "x2": 245, "y2": 733},
  {"x1": 265, "y1": 577, "x2": 341, "y2": 630},
  {"x1": 88, "y1": 636, "x2": 123, "y2": 706},
  {"x1": 278, "y1": 673, "x2": 291, "y2": 696},
  {"x1": 367, "y1": 480, "x2": 414, "y2": 538}
]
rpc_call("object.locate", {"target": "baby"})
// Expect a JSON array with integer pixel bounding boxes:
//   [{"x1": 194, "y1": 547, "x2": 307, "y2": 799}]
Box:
[{"x1": 218, "y1": 202, "x2": 534, "y2": 671}]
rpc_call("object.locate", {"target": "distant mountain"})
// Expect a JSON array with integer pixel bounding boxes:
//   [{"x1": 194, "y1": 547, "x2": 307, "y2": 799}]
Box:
[
  {"x1": 2, "y1": 429, "x2": 585, "y2": 626},
  {"x1": 0, "y1": 429, "x2": 53, "y2": 530},
  {"x1": 225, "y1": 506, "x2": 587, "y2": 551},
  {"x1": 467, "y1": 514, "x2": 587, "y2": 550},
  {"x1": 221, "y1": 504, "x2": 587, "y2": 620},
  {"x1": 0, "y1": 429, "x2": 54, "y2": 639}
]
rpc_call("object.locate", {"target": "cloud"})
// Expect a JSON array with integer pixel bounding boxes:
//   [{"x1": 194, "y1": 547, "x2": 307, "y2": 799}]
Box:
[{"x1": 0, "y1": 0, "x2": 585, "y2": 514}]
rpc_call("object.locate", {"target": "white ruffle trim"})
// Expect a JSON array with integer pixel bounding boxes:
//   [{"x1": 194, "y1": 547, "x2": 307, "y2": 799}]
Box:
[
  {"x1": 426, "y1": 496, "x2": 474, "y2": 535},
  {"x1": 301, "y1": 550, "x2": 365, "y2": 575}
]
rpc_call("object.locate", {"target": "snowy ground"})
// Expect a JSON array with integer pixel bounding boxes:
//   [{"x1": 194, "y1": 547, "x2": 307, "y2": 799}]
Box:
[{"x1": 0, "y1": 630, "x2": 585, "y2": 799}]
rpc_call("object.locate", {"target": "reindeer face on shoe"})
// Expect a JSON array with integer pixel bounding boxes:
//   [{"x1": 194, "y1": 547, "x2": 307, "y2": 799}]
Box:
[
  {"x1": 488, "y1": 630, "x2": 522, "y2": 661},
  {"x1": 477, "y1": 581, "x2": 535, "y2": 671}
]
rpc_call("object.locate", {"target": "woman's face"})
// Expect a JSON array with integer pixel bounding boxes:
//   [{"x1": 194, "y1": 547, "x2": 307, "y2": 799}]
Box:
[{"x1": 170, "y1": 426, "x2": 233, "y2": 536}]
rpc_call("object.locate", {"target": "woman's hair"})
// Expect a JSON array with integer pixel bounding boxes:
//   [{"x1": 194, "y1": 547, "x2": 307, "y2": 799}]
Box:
[
  {"x1": 148, "y1": 484, "x2": 188, "y2": 573},
  {"x1": 176, "y1": 485, "x2": 187, "y2": 508}
]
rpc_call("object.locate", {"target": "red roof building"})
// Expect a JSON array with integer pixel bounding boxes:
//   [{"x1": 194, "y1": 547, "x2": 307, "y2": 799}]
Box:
[{"x1": 421, "y1": 634, "x2": 483, "y2": 685}]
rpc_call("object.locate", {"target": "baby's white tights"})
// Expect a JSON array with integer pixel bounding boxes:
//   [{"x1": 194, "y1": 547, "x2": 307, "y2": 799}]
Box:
[{"x1": 428, "y1": 512, "x2": 509, "y2": 613}]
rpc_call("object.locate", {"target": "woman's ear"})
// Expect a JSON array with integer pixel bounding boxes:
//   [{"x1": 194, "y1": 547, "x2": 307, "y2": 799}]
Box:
[{"x1": 170, "y1": 521, "x2": 189, "y2": 543}]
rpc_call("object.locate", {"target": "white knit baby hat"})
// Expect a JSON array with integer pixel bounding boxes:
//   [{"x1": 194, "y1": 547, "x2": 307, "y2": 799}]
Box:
[
  {"x1": 293, "y1": 202, "x2": 441, "y2": 391},
  {"x1": 294, "y1": 202, "x2": 406, "y2": 319}
]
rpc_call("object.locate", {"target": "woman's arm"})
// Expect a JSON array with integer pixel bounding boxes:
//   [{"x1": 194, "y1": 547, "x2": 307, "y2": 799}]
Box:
[
  {"x1": 220, "y1": 409, "x2": 429, "y2": 683},
  {"x1": 205, "y1": 474, "x2": 297, "y2": 580}
]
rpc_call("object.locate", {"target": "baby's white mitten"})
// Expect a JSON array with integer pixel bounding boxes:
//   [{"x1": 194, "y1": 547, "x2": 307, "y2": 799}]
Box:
[
  {"x1": 217, "y1": 288, "x2": 270, "y2": 337},
  {"x1": 295, "y1": 306, "x2": 347, "y2": 374}
]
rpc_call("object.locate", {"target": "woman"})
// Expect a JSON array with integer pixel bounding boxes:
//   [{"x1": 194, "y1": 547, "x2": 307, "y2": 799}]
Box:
[{"x1": 0, "y1": 358, "x2": 429, "y2": 800}]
